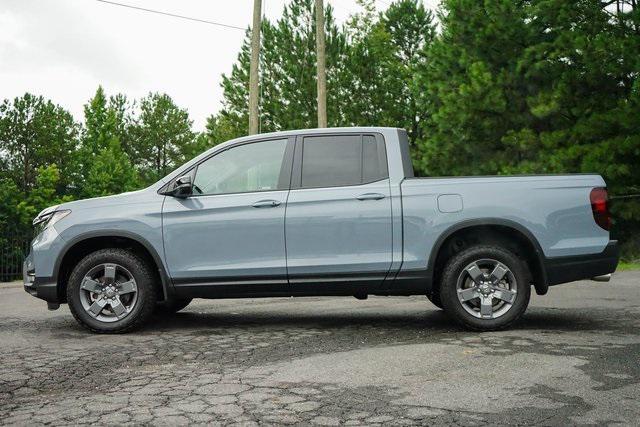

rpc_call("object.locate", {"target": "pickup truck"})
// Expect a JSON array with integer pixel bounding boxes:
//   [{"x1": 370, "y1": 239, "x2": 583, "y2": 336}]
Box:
[{"x1": 24, "y1": 127, "x2": 619, "y2": 333}]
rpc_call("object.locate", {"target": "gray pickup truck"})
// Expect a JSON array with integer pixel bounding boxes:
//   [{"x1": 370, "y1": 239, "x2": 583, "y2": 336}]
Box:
[{"x1": 24, "y1": 127, "x2": 619, "y2": 333}]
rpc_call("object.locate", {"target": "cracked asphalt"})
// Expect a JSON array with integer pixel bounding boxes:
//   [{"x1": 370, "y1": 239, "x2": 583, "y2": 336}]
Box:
[{"x1": 1, "y1": 271, "x2": 639, "y2": 426}]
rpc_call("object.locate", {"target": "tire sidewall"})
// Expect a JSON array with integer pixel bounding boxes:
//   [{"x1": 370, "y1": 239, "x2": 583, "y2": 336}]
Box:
[
  {"x1": 440, "y1": 245, "x2": 531, "y2": 330},
  {"x1": 67, "y1": 249, "x2": 155, "y2": 333}
]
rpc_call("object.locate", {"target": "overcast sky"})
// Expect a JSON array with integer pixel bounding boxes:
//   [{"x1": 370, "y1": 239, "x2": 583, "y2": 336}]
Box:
[{"x1": 1, "y1": 0, "x2": 438, "y2": 130}]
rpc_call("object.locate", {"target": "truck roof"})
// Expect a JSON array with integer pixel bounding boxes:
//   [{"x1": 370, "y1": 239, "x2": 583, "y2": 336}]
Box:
[{"x1": 232, "y1": 126, "x2": 403, "y2": 141}]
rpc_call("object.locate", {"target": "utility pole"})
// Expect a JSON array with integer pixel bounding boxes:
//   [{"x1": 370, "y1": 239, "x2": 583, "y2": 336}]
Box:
[
  {"x1": 248, "y1": 0, "x2": 262, "y2": 135},
  {"x1": 315, "y1": 0, "x2": 327, "y2": 128}
]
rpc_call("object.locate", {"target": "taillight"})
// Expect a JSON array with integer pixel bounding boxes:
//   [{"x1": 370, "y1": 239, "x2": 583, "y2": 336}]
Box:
[{"x1": 590, "y1": 187, "x2": 610, "y2": 231}]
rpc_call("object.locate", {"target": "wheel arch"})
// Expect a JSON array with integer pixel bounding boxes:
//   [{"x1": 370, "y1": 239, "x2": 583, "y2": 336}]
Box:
[
  {"x1": 428, "y1": 219, "x2": 548, "y2": 296},
  {"x1": 54, "y1": 231, "x2": 171, "y2": 303}
]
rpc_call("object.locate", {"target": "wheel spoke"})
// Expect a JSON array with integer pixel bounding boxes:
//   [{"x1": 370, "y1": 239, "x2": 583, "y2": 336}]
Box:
[
  {"x1": 493, "y1": 288, "x2": 516, "y2": 304},
  {"x1": 110, "y1": 297, "x2": 127, "y2": 317},
  {"x1": 88, "y1": 298, "x2": 107, "y2": 317},
  {"x1": 117, "y1": 280, "x2": 136, "y2": 295},
  {"x1": 104, "y1": 264, "x2": 117, "y2": 284},
  {"x1": 465, "y1": 263, "x2": 485, "y2": 284},
  {"x1": 480, "y1": 296, "x2": 493, "y2": 318},
  {"x1": 458, "y1": 287, "x2": 480, "y2": 302},
  {"x1": 81, "y1": 277, "x2": 102, "y2": 293},
  {"x1": 490, "y1": 264, "x2": 509, "y2": 283}
]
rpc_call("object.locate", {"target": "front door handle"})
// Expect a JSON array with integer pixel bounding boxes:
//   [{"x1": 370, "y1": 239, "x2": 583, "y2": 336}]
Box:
[
  {"x1": 356, "y1": 193, "x2": 385, "y2": 201},
  {"x1": 252, "y1": 199, "x2": 281, "y2": 208}
]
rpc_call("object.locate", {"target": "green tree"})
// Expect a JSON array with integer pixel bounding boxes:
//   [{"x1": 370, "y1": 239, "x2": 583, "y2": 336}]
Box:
[
  {"x1": 416, "y1": 0, "x2": 640, "y2": 256},
  {"x1": 83, "y1": 139, "x2": 139, "y2": 197},
  {"x1": 220, "y1": 0, "x2": 348, "y2": 133},
  {"x1": 342, "y1": 0, "x2": 436, "y2": 144},
  {"x1": 83, "y1": 86, "x2": 111, "y2": 154},
  {"x1": 510, "y1": 1, "x2": 640, "y2": 190},
  {"x1": 79, "y1": 87, "x2": 139, "y2": 197},
  {"x1": 185, "y1": 114, "x2": 239, "y2": 158},
  {"x1": 416, "y1": 0, "x2": 530, "y2": 176},
  {"x1": 219, "y1": 0, "x2": 436, "y2": 145},
  {"x1": 15, "y1": 164, "x2": 74, "y2": 229},
  {"x1": 109, "y1": 92, "x2": 137, "y2": 155},
  {"x1": 0, "y1": 93, "x2": 79, "y2": 193},
  {"x1": 131, "y1": 93, "x2": 196, "y2": 183}
]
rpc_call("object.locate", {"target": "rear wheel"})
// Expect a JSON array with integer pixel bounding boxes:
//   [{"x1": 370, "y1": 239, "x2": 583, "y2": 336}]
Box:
[
  {"x1": 440, "y1": 245, "x2": 531, "y2": 331},
  {"x1": 67, "y1": 249, "x2": 157, "y2": 333}
]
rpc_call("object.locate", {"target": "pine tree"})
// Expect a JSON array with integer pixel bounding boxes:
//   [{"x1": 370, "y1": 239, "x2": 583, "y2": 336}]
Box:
[
  {"x1": 83, "y1": 139, "x2": 139, "y2": 197},
  {"x1": 131, "y1": 93, "x2": 196, "y2": 183},
  {"x1": 219, "y1": 0, "x2": 348, "y2": 135},
  {"x1": 79, "y1": 87, "x2": 140, "y2": 197}
]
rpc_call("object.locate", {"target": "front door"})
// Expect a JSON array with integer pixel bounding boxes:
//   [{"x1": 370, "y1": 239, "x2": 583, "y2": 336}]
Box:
[
  {"x1": 285, "y1": 133, "x2": 393, "y2": 290},
  {"x1": 162, "y1": 137, "x2": 294, "y2": 292}
]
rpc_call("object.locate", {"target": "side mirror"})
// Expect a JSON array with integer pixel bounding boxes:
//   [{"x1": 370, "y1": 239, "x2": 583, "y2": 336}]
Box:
[{"x1": 168, "y1": 175, "x2": 193, "y2": 198}]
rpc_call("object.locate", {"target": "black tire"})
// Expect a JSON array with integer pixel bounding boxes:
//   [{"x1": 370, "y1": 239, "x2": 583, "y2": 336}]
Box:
[
  {"x1": 440, "y1": 245, "x2": 531, "y2": 331},
  {"x1": 427, "y1": 292, "x2": 443, "y2": 309},
  {"x1": 154, "y1": 298, "x2": 192, "y2": 315},
  {"x1": 67, "y1": 248, "x2": 157, "y2": 333}
]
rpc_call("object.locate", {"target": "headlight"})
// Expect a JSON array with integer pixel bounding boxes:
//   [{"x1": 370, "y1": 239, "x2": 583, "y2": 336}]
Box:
[{"x1": 33, "y1": 209, "x2": 71, "y2": 235}]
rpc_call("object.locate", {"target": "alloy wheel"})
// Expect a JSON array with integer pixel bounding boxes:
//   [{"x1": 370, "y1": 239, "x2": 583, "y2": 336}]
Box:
[
  {"x1": 78, "y1": 263, "x2": 138, "y2": 323},
  {"x1": 456, "y1": 258, "x2": 517, "y2": 319}
]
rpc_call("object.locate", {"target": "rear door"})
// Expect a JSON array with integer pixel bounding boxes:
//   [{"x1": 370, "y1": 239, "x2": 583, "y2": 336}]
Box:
[{"x1": 285, "y1": 133, "x2": 393, "y2": 290}]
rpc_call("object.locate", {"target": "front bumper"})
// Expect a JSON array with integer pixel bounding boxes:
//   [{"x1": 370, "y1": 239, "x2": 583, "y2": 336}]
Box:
[
  {"x1": 544, "y1": 240, "x2": 620, "y2": 286},
  {"x1": 23, "y1": 253, "x2": 60, "y2": 303}
]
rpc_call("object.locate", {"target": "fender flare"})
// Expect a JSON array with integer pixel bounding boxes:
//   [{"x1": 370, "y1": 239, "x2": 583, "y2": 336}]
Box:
[
  {"x1": 427, "y1": 218, "x2": 549, "y2": 295},
  {"x1": 53, "y1": 230, "x2": 173, "y2": 301}
]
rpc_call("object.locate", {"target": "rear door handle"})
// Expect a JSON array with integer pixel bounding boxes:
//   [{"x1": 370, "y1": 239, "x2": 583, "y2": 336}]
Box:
[
  {"x1": 252, "y1": 199, "x2": 281, "y2": 208},
  {"x1": 356, "y1": 193, "x2": 385, "y2": 201}
]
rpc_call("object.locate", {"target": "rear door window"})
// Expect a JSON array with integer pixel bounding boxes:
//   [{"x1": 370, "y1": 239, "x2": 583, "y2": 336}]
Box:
[{"x1": 300, "y1": 134, "x2": 387, "y2": 188}]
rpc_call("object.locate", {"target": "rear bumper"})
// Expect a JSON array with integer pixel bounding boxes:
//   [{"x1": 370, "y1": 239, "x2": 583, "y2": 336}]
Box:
[{"x1": 545, "y1": 240, "x2": 619, "y2": 286}]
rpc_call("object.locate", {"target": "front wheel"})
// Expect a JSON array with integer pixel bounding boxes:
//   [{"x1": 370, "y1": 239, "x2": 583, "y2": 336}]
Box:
[
  {"x1": 440, "y1": 245, "x2": 531, "y2": 331},
  {"x1": 67, "y1": 249, "x2": 157, "y2": 333}
]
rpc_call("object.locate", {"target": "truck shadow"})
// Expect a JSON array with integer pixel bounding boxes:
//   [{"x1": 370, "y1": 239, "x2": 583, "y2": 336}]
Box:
[{"x1": 141, "y1": 306, "x2": 614, "y2": 335}]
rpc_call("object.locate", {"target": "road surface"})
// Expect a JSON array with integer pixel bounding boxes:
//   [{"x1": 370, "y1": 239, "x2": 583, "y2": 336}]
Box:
[{"x1": 1, "y1": 272, "x2": 639, "y2": 425}]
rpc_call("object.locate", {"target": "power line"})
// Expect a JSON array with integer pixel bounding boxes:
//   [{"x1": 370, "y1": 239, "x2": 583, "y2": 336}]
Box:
[{"x1": 94, "y1": 0, "x2": 246, "y2": 31}]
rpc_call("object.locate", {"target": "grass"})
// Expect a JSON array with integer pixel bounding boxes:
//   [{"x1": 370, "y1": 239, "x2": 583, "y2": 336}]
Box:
[{"x1": 618, "y1": 261, "x2": 640, "y2": 271}]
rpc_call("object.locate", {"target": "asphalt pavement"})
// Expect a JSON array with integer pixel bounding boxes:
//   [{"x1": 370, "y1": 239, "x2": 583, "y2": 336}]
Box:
[{"x1": 0, "y1": 271, "x2": 639, "y2": 425}]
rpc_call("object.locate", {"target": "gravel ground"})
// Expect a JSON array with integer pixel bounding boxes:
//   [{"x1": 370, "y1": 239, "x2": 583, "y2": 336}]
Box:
[{"x1": 0, "y1": 272, "x2": 639, "y2": 426}]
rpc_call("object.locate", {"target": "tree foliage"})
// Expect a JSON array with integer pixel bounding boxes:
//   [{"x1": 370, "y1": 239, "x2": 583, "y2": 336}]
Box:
[
  {"x1": 415, "y1": 0, "x2": 640, "y2": 255},
  {"x1": 216, "y1": 0, "x2": 437, "y2": 145},
  {"x1": 131, "y1": 93, "x2": 196, "y2": 182},
  {"x1": 0, "y1": 94, "x2": 79, "y2": 193}
]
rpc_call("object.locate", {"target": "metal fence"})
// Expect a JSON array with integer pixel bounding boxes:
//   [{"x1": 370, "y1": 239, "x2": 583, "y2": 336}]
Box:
[{"x1": 0, "y1": 233, "x2": 31, "y2": 282}]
